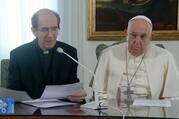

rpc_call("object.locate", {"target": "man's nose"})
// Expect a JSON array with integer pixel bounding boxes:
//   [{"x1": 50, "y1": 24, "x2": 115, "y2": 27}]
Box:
[
  {"x1": 133, "y1": 36, "x2": 142, "y2": 45},
  {"x1": 47, "y1": 29, "x2": 54, "y2": 37}
]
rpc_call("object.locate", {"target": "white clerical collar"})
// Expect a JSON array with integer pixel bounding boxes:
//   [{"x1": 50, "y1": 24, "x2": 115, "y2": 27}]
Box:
[
  {"x1": 43, "y1": 50, "x2": 49, "y2": 54},
  {"x1": 129, "y1": 52, "x2": 145, "y2": 60}
]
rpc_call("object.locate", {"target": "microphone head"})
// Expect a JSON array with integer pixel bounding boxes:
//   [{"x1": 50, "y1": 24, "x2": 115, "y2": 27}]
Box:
[{"x1": 57, "y1": 47, "x2": 64, "y2": 53}]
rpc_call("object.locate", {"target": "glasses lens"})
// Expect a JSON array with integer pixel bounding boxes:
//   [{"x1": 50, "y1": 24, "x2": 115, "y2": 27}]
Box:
[{"x1": 38, "y1": 27, "x2": 59, "y2": 33}]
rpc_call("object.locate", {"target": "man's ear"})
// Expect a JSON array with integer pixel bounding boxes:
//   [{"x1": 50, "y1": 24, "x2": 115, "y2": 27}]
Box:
[{"x1": 31, "y1": 27, "x2": 38, "y2": 37}]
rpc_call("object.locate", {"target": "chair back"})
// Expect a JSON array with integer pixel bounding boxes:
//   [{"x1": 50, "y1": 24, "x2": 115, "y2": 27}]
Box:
[
  {"x1": 155, "y1": 43, "x2": 165, "y2": 49},
  {"x1": 1, "y1": 59, "x2": 10, "y2": 87},
  {"x1": 96, "y1": 41, "x2": 165, "y2": 60},
  {"x1": 95, "y1": 38, "x2": 127, "y2": 60}
]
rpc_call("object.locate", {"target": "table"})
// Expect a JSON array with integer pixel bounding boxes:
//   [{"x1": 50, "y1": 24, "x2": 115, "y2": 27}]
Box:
[{"x1": 0, "y1": 99, "x2": 179, "y2": 119}]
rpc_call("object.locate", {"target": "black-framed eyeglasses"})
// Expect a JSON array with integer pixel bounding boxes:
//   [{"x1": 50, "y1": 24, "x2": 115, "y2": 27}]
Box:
[{"x1": 37, "y1": 27, "x2": 59, "y2": 34}]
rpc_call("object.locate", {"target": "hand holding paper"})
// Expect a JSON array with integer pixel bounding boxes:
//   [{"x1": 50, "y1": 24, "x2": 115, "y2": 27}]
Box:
[
  {"x1": 66, "y1": 88, "x2": 86, "y2": 103},
  {"x1": 0, "y1": 82, "x2": 83, "y2": 108},
  {"x1": 40, "y1": 82, "x2": 82, "y2": 99}
]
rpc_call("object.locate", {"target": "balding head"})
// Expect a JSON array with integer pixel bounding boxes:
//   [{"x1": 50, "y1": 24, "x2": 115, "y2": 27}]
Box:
[{"x1": 31, "y1": 8, "x2": 60, "y2": 29}]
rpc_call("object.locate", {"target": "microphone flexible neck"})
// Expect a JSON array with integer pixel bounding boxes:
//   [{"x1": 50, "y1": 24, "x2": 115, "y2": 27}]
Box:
[{"x1": 62, "y1": 52, "x2": 95, "y2": 76}]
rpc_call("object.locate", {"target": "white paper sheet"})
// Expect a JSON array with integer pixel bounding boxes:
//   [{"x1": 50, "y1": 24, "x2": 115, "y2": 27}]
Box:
[
  {"x1": 0, "y1": 82, "x2": 82, "y2": 108},
  {"x1": 132, "y1": 99, "x2": 171, "y2": 107},
  {"x1": 0, "y1": 87, "x2": 32, "y2": 101},
  {"x1": 81, "y1": 101, "x2": 100, "y2": 109},
  {"x1": 23, "y1": 99, "x2": 76, "y2": 108},
  {"x1": 40, "y1": 82, "x2": 82, "y2": 99}
]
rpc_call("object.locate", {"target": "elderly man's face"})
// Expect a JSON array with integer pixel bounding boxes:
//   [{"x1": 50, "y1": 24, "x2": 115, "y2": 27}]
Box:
[
  {"x1": 32, "y1": 10, "x2": 59, "y2": 50},
  {"x1": 127, "y1": 19, "x2": 152, "y2": 57}
]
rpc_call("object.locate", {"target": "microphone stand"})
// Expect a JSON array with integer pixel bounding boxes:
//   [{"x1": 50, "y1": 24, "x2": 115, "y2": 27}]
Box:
[{"x1": 57, "y1": 48, "x2": 95, "y2": 76}]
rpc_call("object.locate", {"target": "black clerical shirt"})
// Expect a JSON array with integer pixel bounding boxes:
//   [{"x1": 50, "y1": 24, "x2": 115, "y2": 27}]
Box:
[{"x1": 38, "y1": 47, "x2": 54, "y2": 85}]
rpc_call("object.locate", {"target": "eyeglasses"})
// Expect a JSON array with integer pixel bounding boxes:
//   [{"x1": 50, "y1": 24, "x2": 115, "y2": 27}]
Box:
[{"x1": 37, "y1": 27, "x2": 59, "y2": 34}]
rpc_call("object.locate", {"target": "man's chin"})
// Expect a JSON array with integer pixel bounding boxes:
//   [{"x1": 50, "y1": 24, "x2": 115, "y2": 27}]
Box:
[
  {"x1": 130, "y1": 51, "x2": 143, "y2": 57},
  {"x1": 45, "y1": 44, "x2": 55, "y2": 49}
]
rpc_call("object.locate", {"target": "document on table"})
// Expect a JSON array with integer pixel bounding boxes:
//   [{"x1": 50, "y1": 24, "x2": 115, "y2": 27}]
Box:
[
  {"x1": 22, "y1": 82, "x2": 82, "y2": 108},
  {"x1": 40, "y1": 82, "x2": 82, "y2": 99},
  {"x1": 0, "y1": 82, "x2": 82, "y2": 108},
  {"x1": 22, "y1": 99, "x2": 76, "y2": 108},
  {"x1": 0, "y1": 87, "x2": 31, "y2": 101},
  {"x1": 132, "y1": 99, "x2": 171, "y2": 107}
]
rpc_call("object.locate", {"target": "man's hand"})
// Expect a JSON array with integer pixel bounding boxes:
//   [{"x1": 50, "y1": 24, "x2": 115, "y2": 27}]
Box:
[{"x1": 66, "y1": 88, "x2": 86, "y2": 103}]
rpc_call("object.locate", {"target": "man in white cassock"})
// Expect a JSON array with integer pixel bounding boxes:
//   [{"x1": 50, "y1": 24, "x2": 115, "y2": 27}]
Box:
[{"x1": 93, "y1": 15, "x2": 179, "y2": 104}]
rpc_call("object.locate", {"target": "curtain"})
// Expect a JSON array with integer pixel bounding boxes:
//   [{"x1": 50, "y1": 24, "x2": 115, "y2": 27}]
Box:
[{"x1": 57, "y1": 0, "x2": 86, "y2": 82}]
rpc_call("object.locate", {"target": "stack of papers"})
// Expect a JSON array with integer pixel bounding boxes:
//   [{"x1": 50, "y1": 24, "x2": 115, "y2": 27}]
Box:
[
  {"x1": 0, "y1": 82, "x2": 82, "y2": 108},
  {"x1": 22, "y1": 99, "x2": 75, "y2": 108},
  {"x1": 0, "y1": 87, "x2": 31, "y2": 101}
]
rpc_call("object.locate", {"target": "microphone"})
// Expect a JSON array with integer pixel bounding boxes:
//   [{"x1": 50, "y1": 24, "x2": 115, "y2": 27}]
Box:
[
  {"x1": 56, "y1": 47, "x2": 95, "y2": 76},
  {"x1": 57, "y1": 47, "x2": 109, "y2": 108}
]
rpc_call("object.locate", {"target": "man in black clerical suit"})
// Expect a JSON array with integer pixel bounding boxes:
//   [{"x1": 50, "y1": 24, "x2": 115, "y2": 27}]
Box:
[{"x1": 7, "y1": 9, "x2": 86, "y2": 102}]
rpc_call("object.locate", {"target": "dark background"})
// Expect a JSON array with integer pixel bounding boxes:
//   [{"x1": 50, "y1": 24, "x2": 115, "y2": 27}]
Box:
[{"x1": 96, "y1": 0, "x2": 178, "y2": 31}]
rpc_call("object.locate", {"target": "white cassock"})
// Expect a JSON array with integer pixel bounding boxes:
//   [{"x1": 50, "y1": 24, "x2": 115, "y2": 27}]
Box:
[{"x1": 93, "y1": 42, "x2": 179, "y2": 101}]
